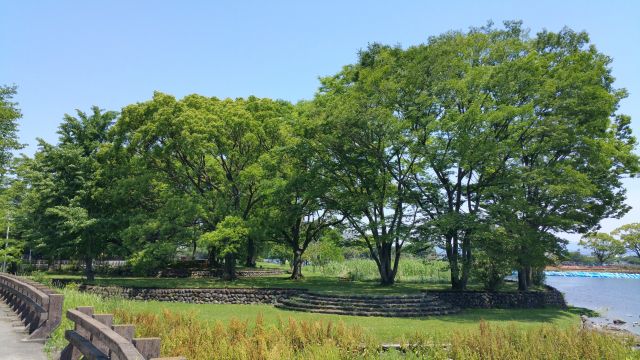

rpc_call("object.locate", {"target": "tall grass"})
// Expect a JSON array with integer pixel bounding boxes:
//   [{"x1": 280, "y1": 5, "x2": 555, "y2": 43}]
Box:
[
  {"x1": 44, "y1": 284, "x2": 132, "y2": 355},
  {"x1": 116, "y1": 309, "x2": 378, "y2": 360},
  {"x1": 312, "y1": 258, "x2": 450, "y2": 283},
  {"x1": 405, "y1": 321, "x2": 640, "y2": 360}
]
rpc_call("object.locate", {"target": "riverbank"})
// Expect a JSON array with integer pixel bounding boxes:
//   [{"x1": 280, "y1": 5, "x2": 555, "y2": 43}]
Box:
[{"x1": 546, "y1": 276, "x2": 640, "y2": 336}]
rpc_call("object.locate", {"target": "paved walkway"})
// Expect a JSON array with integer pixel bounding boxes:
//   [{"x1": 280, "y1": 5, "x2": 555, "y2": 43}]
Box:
[{"x1": 0, "y1": 302, "x2": 47, "y2": 360}]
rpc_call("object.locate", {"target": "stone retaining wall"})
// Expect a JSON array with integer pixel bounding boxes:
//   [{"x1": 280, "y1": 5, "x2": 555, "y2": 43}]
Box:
[
  {"x1": 156, "y1": 269, "x2": 287, "y2": 278},
  {"x1": 79, "y1": 285, "x2": 305, "y2": 304},
  {"x1": 427, "y1": 285, "x2": 566, "y2": 309}
]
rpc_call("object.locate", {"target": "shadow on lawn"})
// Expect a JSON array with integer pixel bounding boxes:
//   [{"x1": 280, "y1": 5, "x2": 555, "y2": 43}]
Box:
[{"x1": 439, "y1": 307, "x2": 579, "y2": 325}]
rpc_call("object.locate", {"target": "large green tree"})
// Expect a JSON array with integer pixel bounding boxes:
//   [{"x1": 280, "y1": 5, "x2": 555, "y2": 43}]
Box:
[
  {"x1": 371, "y1": 22, "x2": 638, "y2": 290},
  {"x1": 259, "y1": 118, "x2": 343, "y2": 279},
  {"x1": 0, "y1": 85, "x2": 24, "y2": 272},
  {"x1": 310, "y1": 47, "x2": 421, "y2": 285},
  {"x1": 17, "y1": 107, "x2": 118, "y2": 279},
  {"x1": 484, "y1": 26, "x2": 638, "y2": 289},
  {"x1": 115, "y1": 93, "x2": 293, "y2": 278}
]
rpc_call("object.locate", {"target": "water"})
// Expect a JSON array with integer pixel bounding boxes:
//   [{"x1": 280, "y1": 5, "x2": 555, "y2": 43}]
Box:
[{"x1": 545, "y1": 276, "x2": 640, "y2": 335}]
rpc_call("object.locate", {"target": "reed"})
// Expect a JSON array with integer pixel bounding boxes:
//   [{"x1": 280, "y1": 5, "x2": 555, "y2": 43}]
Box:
[{"x1": 313, "y1": 258, "x2": 450, "y2": 283}]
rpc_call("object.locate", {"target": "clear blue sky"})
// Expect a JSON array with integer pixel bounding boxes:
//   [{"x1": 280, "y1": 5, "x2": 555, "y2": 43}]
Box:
[{"x1": 2, "y1": 0, "x2": 639, "y2": 248}]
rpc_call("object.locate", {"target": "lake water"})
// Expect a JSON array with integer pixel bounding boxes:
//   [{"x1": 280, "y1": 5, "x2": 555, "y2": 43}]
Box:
[{"x1": 545, "y1": 276, "x2": 640, "y2": 335}]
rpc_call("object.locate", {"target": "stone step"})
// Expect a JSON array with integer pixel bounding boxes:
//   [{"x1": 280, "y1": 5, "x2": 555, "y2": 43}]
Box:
[
  {"x1": 296, "y1": 295, "x2": 441, "y2": 305},
  {"x1": 279, "y1": 298, "x2": 454, "y2": 313},
  {"x1": 297, "y1": 292, "x2": 439, "y2": 302},
  {"x1": 275, "y1": 302, "x2": 459, "y2": 317},
  {"x1": 288, "y1": 296, "x2": 448, "y2": 309}
]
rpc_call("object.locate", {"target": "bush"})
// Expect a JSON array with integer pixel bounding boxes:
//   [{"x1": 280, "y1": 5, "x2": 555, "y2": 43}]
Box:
[
  {"x1": 129, "y1": 242, "x2": 177, "y2": 276},
  {"x1": 471, "y1": 251, "x2": 513, "y2": 291}
]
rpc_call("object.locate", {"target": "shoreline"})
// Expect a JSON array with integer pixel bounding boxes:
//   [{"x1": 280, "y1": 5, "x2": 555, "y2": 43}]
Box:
[
  {"x1": 547, "y1": 265, "x2": 640, "y2": 274},
  {"x1": 581, "y1": 315, "x2": 640, "y2": 348}
]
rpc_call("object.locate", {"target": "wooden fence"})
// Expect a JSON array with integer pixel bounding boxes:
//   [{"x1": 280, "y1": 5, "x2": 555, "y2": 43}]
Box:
[
  {"x1": 60, "y1": 306, "x2": 184, "y2": 360},
  {"x1": 0, "y1": 273, "x2": 64, "y2": 341}
]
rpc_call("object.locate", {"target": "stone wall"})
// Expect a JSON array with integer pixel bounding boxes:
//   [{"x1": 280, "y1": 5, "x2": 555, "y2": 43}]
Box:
[
  {"x1": 79, "y1": 285, "x2": 305, "y2": 304},
  {"x1": 156, "y1": 269, "x2": 287, "y2": 278},
  {"x1": 427, "y1": 285, "x2": 566, "y2": 309}
]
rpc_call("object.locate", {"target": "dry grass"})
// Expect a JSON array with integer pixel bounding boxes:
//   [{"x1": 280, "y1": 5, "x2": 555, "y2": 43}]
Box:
[
  {"x1": 114, "y1": 309, "x2": 378, "y2": 360},
  {"x1": 405, "y1": 321, "x2": 639, "y2": 360}
]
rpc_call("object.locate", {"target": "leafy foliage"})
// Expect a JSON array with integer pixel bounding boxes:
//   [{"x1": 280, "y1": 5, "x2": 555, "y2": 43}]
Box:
[{"x1": 579, "y1": 232, "x2": 626, "y2": 264}]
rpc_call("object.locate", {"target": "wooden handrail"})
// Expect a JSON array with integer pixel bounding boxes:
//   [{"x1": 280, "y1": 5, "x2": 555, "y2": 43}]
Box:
[
  {"x1": 60, "y1": 306, "x2": 184, "y2": 360},
  {"x1": 0, "y1": 273, "x2": 63, "y2": 340}
]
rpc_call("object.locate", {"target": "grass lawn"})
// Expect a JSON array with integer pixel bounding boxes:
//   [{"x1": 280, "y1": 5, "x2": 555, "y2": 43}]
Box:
[{"x1": 45, "y1": 272, "x2": 541, "y2": 294}]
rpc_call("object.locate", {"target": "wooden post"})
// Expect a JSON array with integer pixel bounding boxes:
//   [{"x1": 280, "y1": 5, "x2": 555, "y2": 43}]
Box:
[
  {"x1": 133, "y1": 337, "x2": 161, "y2": 359},
  {"x1": 92, "y1": 314, "x2": 114, "y2": 355}
]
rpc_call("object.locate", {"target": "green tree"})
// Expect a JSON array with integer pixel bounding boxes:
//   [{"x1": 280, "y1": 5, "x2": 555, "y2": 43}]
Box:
[
  {"x1": 17, "y1": 107, "x2": 117, "y2": 280},
  {"x1": 199, "y1": 216, "x2": 248, "y2": 280},
  {"x1": 310, "y1": 46, "x2": 421, "y2": 285},
  {"x1": 0, "y1": 85, "x2": 23, "y2": 181},
  {"x1": 389, "y1": 22, "x2": 638, "y2": 290},
  {"x1": 485, "y1": 26, "x2": 638, "y2": 289},
  {"x1": 259, "y1": 113, "x2": 343, "y2": 279},
  {"x1": 579, "y1": 233, "x2": 626, "y2": 264},
  {"x1": 115, "y1": 93, "x2": 293, "y2": 277},
  {"x1": 612, "y1": 223, "x2": 640, "y2": 258}
]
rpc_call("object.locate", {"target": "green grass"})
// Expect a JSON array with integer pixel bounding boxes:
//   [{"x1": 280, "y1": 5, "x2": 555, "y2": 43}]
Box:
[{"x1": 45, "y1": 273, "x2": 536, "y2": 295}]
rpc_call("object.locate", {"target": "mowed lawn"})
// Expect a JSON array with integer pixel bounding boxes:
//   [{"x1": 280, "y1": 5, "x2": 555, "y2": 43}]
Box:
[{"x1": 47, "y1": 273, "x2": 537, "y2": 294}]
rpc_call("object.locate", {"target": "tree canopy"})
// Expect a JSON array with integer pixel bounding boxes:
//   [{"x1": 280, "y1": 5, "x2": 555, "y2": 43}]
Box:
[{"x1": 7, "y1": 22, "x2": 639, "y2": 289}]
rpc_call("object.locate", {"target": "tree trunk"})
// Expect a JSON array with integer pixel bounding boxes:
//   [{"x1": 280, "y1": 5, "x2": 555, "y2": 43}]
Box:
[
  {"x1": 208, "y1": 247, "x2": 219, "y2": 269},
  {"x1": 517, "y1": 268, "x2": 528, "y2": 291},
  {"x1": 525, "y1": 265, "x2": 533, "y2": 287},
  {"x1": 290, "y1": 249, "x2": 304, "y2": 280},
  {"x1": 84, "y1": 257, "x2": 95, "y2": 281},
  {"x1": 222, "y1": 253, "x2": 236, "y2": 280},
  {"x1": 446, "y1": 234, "x2": 466, "y2": 290},
  {"x1": 377, "y1": 244, "x2": 396, "y2": 286},
  {"x1": 245, "y1": 237, "x2": 257, "y2": 268}
]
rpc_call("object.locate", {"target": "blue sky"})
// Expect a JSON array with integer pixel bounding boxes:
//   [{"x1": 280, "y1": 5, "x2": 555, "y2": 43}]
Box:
[{"x1": 2, "y1": 0, "x2": 639, "y2": 248}]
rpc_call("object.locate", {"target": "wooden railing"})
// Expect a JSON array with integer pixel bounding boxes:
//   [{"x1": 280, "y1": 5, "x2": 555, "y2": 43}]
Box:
[
  {"x1": 0, "y1": 273, "x2": 64, "y2": 340},
  {"x1": 60, "y1": 306, "x2": 184, "y2": 360}
]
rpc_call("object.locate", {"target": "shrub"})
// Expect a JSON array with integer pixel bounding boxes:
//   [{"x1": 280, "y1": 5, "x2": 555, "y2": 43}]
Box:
[{"x1": 129, "y1": 242, "x2": 177, "y2": 276}]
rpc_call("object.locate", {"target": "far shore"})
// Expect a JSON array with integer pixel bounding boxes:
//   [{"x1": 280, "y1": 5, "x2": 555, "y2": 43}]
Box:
[{"x1": 547, "y1": 265, "x2": 640, "y2": 274}]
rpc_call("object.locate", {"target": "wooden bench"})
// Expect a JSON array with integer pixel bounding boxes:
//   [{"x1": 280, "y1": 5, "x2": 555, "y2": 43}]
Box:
[
  {"x1": 60, "y1": 306, "x2": 184, "y2": 360},
  {"x1": 0, "y1": 273, "x2": 63, "y2": 340}
]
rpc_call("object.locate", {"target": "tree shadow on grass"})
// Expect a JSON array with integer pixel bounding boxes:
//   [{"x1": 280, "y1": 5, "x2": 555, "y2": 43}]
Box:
[{"x1": 431, "y1": 307, "x2": 579, "y2": 325}]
